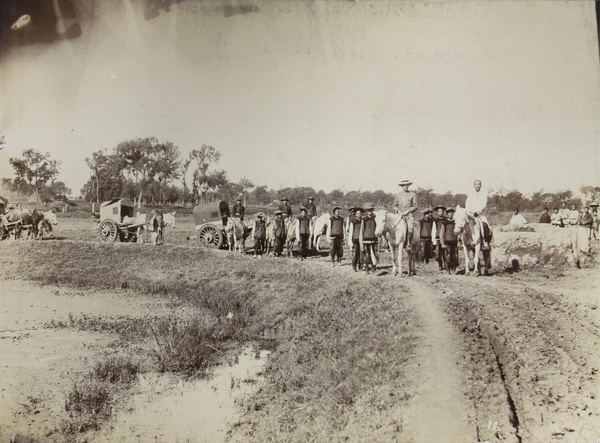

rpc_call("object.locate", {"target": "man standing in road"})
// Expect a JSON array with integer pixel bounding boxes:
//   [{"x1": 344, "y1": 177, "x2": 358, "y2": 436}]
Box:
[
  {"x1": 431, "y1": 205, "x2": 446, "y2": 271},
  {"x1": 465, "y1": 179, "x2": 490, "y2": 248},
  {"x1": 393, "y1": 179, "x2": 418, "y2": 251},
  {"x1": 419, "y1": 208, "x2": 434, "y2": 264},
  {"x1": 360, "y1": 203, "x2": 378, "y2": 274},
  {"x1": 296, "y1": 207, "x2": 312, "y2": 260},
  {"x1": 252, "y1": 213, "x2": 267, "y2": 258},
  {"x1": 347, "y1": 207, "x2": 363, "y2": 272},
  {"x1": 327, "y1": 206, "x2": 345, "y2": 266},
  {"x1": 273, "y1": 210, "x2": 286, "y2": 257}
]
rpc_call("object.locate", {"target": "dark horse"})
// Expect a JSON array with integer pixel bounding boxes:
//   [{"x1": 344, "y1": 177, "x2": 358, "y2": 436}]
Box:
[{"x1": 0, "y1": 208, "x2": 55, "y2": 240}]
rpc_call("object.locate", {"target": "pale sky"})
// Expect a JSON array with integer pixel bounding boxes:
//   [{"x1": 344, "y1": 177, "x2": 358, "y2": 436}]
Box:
[{"x1": 0, "y1": 0, "x2": 599, "y2": 197}]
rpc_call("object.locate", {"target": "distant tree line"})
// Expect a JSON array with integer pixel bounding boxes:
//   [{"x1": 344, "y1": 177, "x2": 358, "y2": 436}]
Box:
[{"x1": 1, "y1": 139, "x2": 597, "y2": 213}]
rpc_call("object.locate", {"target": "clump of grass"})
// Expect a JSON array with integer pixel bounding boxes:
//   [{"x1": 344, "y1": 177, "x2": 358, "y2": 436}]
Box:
[
  {"x1": 63, "y1": 380, "x2": 112, "y2": 433},
  {"x1": 93, "y1": 356, "x2": 141, "y2": 384},
  {"x1": 151, "y1": 317, "x2": 222, "y2": 376}
]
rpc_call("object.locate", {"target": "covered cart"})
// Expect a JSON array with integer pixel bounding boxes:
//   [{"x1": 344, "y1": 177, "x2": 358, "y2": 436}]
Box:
[
  {"x1": 98, "y1": 198, "x2": 145, "y2": 243},
  {"x1": 194, "y1": 201, "x2": 230, "y2": 248}
]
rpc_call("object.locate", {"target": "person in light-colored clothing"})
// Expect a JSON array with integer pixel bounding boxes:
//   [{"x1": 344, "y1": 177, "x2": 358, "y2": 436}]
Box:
[
  {"x1": 568, "y1": 204, "x2": 579, "y2": 227},
  {"x1": 465, "y1": 179, "x2": 490, "y2": 247},
  {"x1": 550, "y1": 207, "x2": 562, "y2": 227},
  {"x1": 509, "y1": 209, "x2": 528, "y2": 227},
  {"x1": 393, "y1": 180, "x2": 418, "y2": 251},
  {"x1": 558, "y1": 202, "x2": 570, "y2": 228}
]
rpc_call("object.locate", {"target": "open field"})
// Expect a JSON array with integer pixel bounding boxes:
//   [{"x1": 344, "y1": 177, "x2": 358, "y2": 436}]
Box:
[{"x1": 0, "y1": 212, "x2": 598, "y2": 442}]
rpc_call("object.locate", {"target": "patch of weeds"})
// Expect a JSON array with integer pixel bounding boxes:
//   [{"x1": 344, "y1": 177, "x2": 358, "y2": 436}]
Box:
[
  {"x1": 46, "y1": 313, "x2": 153, "y2": 340},
  {"x1": 63, "y1": 380, "x2": 112, "y2": 433},
  {"x1": 151, "y1": 317, "x2": 222, "y2": 376},
  {"x1": 93, "y1": 356, "x2": 141, "y2": 384}
]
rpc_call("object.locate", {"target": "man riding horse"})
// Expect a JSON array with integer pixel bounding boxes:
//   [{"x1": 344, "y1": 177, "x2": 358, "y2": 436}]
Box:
[
  {"x1": 392, "y1": 179, "x2": 418, "y2": 251},
  {"x1": 465, "y1": 179, "x2": 491, "y2": 249}
]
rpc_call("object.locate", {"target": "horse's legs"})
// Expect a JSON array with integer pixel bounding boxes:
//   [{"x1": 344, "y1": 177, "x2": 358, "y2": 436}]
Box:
[
  {"x1": 388, "y1": 239, "x2": 398, "y2": 275},
  {"x1": 474, "y1": 244, "x2": 481, "y2": 276},
  {"x1": 462, "y1": 245, "x2": 470, "y2": 275}
]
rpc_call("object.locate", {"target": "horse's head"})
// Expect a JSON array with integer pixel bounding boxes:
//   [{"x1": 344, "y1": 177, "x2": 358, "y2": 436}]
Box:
[
  {"x1": 43, "y1": 210, "x2": 58, "y2": 225},
  {"x1": 164, "y1": 211, "x2": 176, "y2": 228},
  {"x1": 374, "y1": 210, "x2": 388, "y2": 237},
  {"x1": 453, "y1": 205, "x2": 468, "y2": 236}
]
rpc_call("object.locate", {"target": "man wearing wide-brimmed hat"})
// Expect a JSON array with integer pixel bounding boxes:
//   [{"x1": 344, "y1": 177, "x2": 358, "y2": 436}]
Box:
[
  {"x1": 233, "y1": 196, "x2": 245, "y2": 221},
  {"x1": 326, "y1": 206, "x2": 345, "y2": 266},
  {"x1": 431, "y1": 205, "x2": 447, "y2": 271},
  {"x1": 252, "y1": 213, "x2": 267, "y2": 257},
  {"x1": 419, "y1": 208, "x2": 434, "y2": 264},
  {"x1": 273, "y1": 210, "x2": 286, "y2": 257},
  {"x1": 304, "y1": 196, "x2": 317, "y2": 219},
  {"x1": 360, "y1": 203, "x2": 378, "y2": 274},
  {"x1": 278, "y1": 197, "x2": 292, "y2": 220},
  {"x1": 296, "y1": 207, "x2": 312, "y2": 260},
  {"x1": 439, "y1": 207, "x2": 459, "y2": 273},
  {"x1": 347, "y1": 207, "x2": 364, "y2": 271},
  {"x1": 393, "y1": 179, "x2": 418, "y2": 252}
]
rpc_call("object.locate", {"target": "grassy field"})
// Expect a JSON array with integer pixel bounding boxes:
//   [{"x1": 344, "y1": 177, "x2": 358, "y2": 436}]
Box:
[{"x1": 0, "y1": 239, "x2": 417, "y2": 441}]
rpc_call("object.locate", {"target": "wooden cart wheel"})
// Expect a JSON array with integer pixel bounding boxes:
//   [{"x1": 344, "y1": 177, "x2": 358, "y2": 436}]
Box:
[
  {"x1": 197, "y1": 225, "x2": 223, "y2": 249},
  {"x1": 99, "y1": 219, "x2": 118, "y2": 243}
]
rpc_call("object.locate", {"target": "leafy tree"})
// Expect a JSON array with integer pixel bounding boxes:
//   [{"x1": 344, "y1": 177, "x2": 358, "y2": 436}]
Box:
[
  {"x1": 0, "y1": 133, "x2": 5, "y2": 150},
  {"x1": 189, "y1": 145, "x2": 221, "y2": 206},
  {"x1": 83, "y1": 151, "x2": 127, "y2": 203},
  {"x1": 238, "y1": 177, "x2": 254, "y2": 204},
  {"x1": 116, "y1": 137, "x2": 181, "y2": 207},
  {"x1": 9, "y1": 149, "x2": 60, "y2": 201},
  {"x1": 250, "y1": 185, "x2": 272, "y2": 204},
  {"x1": 581, "y1": 185, "x2": 600, "y2": 205}
]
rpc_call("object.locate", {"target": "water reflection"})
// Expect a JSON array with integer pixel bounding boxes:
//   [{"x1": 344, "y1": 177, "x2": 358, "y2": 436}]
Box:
[{"x1": 94, "y1": 346, "x2": 270, "y2": 443}]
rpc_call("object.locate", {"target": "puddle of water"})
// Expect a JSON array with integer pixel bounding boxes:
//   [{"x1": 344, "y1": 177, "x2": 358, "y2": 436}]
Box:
[{"x1": 93, "y1": 346, "x2": 270, "y2": 443}]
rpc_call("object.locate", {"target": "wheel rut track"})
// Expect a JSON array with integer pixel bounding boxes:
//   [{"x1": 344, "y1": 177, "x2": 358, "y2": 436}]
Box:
[{"x1": 479, "y1": 320, "x2": 523, "y2": 443}]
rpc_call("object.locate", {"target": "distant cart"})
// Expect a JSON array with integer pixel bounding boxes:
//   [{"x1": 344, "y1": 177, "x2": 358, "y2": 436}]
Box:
[
  {"x1": 98, "y1": 198, "x2": 146, "y2": 243},
  {"x1": 193, "y1": 201, "x2": 230, "y2": 248}
]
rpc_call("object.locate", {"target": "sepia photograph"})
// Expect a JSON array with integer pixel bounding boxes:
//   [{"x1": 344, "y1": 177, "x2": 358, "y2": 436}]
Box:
[{"x1": 0, "y1": 1, "x2": 599, "y2": 442}]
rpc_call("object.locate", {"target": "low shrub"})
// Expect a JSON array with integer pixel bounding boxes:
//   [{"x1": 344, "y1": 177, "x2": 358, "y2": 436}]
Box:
[{"x1": 150, "y1": 317, "x2": 222, "y2": 376}]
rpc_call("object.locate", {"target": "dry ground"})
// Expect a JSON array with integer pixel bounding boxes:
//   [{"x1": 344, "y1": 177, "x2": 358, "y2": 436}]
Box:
[{"x1": 0, "y1": 214, "x2": 598, "y2": 442}]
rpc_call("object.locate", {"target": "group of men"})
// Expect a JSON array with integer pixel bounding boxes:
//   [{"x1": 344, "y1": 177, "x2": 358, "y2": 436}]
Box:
[
  {"x1": 508, "y1": 201, "x2": 599, "y2": 243},
  {"x1": 231, "y1": 179, "x2": 494, "y2": 275}
]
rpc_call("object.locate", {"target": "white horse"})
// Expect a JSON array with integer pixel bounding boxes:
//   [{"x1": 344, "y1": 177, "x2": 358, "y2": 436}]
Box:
[
  {"x1": 163, "y1": 211, "x2": 176, "y2": 229},
  {"x1": 310, "y1": 214, "x2": 329, "y2": 252},
  {"x1": 376, "y1": 210, "x2": 419, "y2": 276},
  {"x1": 224, "y1": 217, "x2": 245, "y2": 253},
  {"x1": 453, "y1": 205, "x2": 491, "y2": 276},
  {"x1": 37, "y1": 210, "x2": 58, "y2": 239}
]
